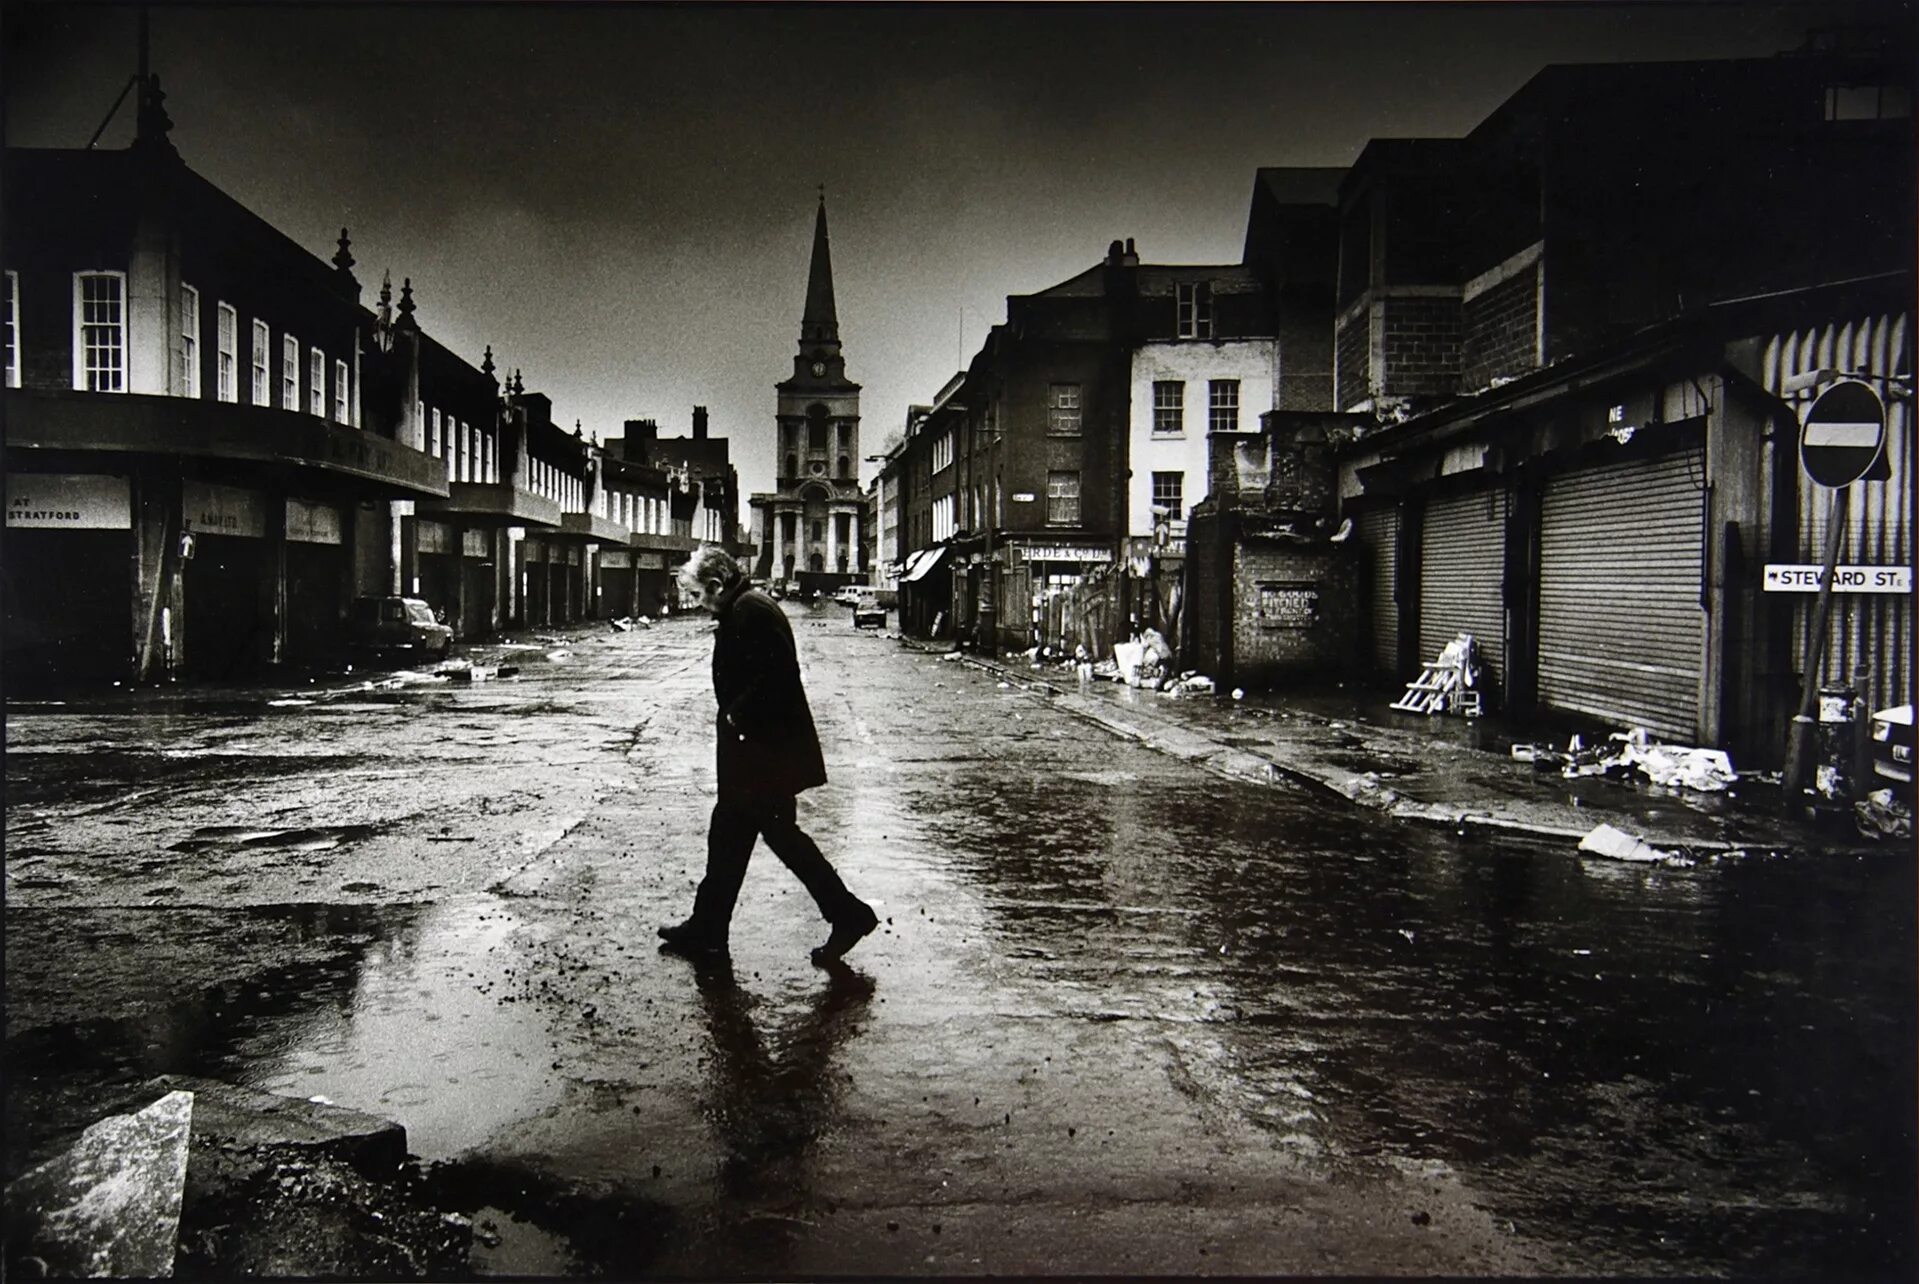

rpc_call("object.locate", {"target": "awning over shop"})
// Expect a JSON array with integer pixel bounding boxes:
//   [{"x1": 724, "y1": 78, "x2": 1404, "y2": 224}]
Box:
[{"x1": 899, "y1": 545, "x2": 951, "y2": 584}]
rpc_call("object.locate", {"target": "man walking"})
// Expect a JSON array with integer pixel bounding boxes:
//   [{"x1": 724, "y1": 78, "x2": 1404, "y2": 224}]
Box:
[{"x1": 658, "y1": 546, "x2": 880, "y2": 965}]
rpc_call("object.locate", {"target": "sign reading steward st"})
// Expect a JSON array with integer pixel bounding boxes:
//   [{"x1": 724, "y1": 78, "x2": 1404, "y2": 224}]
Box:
[{"x1": 1800, "y1": 379, "x2": 1887, "y2": 488}]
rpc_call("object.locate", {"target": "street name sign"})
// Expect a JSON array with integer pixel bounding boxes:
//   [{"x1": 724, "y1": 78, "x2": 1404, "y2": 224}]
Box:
[
  {"x1": 1800, "y1": 379, "x2": 1886, "y2": 487},
  {"x1": 1763, "y1": 563, "x2": 1912, "y2": 593}
]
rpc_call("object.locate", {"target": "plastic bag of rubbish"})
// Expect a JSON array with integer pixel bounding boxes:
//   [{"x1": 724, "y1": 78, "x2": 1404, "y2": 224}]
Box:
[
  {"x1": 1113, "y1": 641, "x2": 1145, "y2": 686},
  {"x1": 1577, "y1": 822, "x2": 1693, "y2": 867},
  {"x1": 1856, "y1": 788, "x2": 1913, "y2": 841}
]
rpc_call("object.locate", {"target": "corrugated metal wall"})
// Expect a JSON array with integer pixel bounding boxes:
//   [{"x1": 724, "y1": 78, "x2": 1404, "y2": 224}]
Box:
[
  {"x1": 1764, "y1": 311, "x2": 1913, "y2": 714},
  {"x1": 1358, "y1": 506, "x2": 1399, "y2": 674},
  {"x1": 1537, "y1": 450, "x2": 1707, "y2": 742},
  {"x1": 1418, "y1": 489, "x2": 1505, "y2": 692}
]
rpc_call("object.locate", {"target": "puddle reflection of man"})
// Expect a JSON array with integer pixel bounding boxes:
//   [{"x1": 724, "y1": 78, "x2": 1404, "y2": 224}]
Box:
[
  {"x1": 689, "y1": 956, "x2": 876, "y2": 1206},
  {"x1": 658, "y1": 546, "x2": 879, "y2": 964}
]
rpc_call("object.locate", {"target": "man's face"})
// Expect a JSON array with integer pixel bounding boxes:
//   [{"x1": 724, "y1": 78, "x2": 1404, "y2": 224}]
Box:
[{"x1": 686, "y1": 576, "x2": 725, "y2": 616}]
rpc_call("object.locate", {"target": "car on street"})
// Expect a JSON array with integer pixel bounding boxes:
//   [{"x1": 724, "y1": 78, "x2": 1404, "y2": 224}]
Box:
[
  {"x1": 852, "y1": 593, "x2": 886, "y2": 629},
  {"x1": 346, "y1": 595, "x2": 453, "y2": 662}
]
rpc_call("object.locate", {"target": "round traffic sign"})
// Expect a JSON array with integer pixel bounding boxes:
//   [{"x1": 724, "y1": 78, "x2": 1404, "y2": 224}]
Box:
[{"x1": 1801, "y1": 379, "x2": 1886, "y2": 488}]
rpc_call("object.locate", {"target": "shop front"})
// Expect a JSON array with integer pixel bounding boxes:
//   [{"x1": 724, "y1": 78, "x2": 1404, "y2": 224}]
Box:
[
  {"x1": 285, "y1": 497, "x2": 348, "y2": 664},
  {"x1": 2, "y1": 472, "x2": 135, "y2": 682}
]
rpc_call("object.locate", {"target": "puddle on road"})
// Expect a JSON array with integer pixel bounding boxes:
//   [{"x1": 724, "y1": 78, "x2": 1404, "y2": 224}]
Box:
[
  {"x1": 240, "y1": 896, "x2": 568, "y2": 1160},
  {"x1": 168, "y1": 823, "x2": 385, "y2": 854}
]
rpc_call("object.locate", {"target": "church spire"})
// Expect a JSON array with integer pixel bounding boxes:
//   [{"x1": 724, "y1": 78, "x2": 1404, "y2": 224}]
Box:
[{"x1": 801, "y1": 187, "x2": 838, "y2": 345}]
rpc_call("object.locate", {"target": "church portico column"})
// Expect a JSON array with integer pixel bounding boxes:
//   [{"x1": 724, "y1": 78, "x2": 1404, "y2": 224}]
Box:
[
  {"x1": 825, "y1": 505, "x2": 839, "y2": 577},
  {"x1": 772, "y1": 506, "x2": 785, "y2": 581}
]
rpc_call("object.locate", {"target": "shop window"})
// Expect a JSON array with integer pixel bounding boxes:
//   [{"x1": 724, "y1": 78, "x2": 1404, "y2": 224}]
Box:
[
  {"x1": 1177, "y1": 281, "x2": 1214, "y2": 339},
  {"x1": 1048, "y1": 383, "x2": 1081, "y2": 435},
  {"x1": 1209, "y1": 379, "x2": 1240, "y2": 432},
  {"x1": 1151, "y1": 471, "x2": 1184, "y2": 521},
  {"x1": 1046, "y1": 470, "x2": 1081, "y2": 525},
  {"x1": 215, "y1": 303, "x2": 237, "y2": 402},
  {"x1": 179, "y1": 284, "x2": 198, "y2": 397},
  {"x1": 3, "y1": 271, "x2": 17, "y2": 388},
  {"x1": 281, "y1": 334, "x2": 299, "y2": 409},
  {"x1": 1153, "y1": 380, "x2": 1183, "y2": 434},
  {"x1": 251, "y1": 319, "x2": 270, "y2": 406},
  {"x1": 72, "y1": 271, "x2": 126, "y2": 392}
]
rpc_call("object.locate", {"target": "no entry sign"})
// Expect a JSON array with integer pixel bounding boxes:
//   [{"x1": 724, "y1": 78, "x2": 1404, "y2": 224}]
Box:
[{"x1": 1800, "y1": 379, "x2": 1887, "y2": 487}]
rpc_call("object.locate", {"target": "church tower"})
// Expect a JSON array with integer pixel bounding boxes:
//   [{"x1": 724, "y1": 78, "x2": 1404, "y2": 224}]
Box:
[{"x1": 754, "y1": 192, "x2": 865, "y2": 588}]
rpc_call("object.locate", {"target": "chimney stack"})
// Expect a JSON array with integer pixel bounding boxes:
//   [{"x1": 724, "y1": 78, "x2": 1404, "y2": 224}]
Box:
[
  {"x1": 1122, "y1": 238, "x2": 1139, "y2": 267},
  {"x1": 693, "y1": 406, "x2": 709, "y2": 440}
]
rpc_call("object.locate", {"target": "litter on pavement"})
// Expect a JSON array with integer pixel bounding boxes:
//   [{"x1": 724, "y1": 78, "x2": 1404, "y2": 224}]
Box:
[
  {"x1": 1511, "y1": 728, "x2": 1737, "y2": 792},
  {"x1": 1577, "y1": 822, "x2": 1696, "y2": 867}
]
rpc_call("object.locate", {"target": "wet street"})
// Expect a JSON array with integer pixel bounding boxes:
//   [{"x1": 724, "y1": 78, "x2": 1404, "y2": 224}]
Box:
[{"x1": 5, "y1": 603, "x2": 1915, "y2": 1278}]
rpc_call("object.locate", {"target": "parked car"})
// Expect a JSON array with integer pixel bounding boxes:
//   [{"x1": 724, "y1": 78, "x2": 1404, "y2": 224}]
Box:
[
  {"x1": 852, "y1": 594, "x2": 886, "y2": 630},
  {"x1": 834, "y1": 586, "x2": 863, "y2": 606},
  {"x1": 346, "y1": 595, "x2": 453, "y2": 661}
]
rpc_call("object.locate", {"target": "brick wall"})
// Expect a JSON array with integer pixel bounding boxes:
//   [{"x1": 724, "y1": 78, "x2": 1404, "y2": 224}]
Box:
[
  {"x1": 1379, "y1": 296, "x2": 1461, "y2": 399},
  {"x1": 1229, "y1": 541, "x2": 1361, "y2": 684},
  {"x1": 1278, "y1": 313, "x2": 1334, "y2": 411},
  {"x1": 1461, "y1": 267, "x2": 1537, "y2": 392},
  {"x1": 1335, "y1": 314, "x2": 1369, "y2": 410}
]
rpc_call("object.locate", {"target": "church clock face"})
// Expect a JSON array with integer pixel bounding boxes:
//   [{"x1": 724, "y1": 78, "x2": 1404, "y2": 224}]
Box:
[{"x1": 811, "y1": 360, "x2": 826, "y2": 377}]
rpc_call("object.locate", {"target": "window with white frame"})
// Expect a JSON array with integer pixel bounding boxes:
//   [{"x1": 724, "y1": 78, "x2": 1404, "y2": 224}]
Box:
[
  {"x1": 333, "y1": 359, "x2": 349, "y2": 423},
  {"x1": 309, "y1": 349, "x2": 325, "y2": 415},
  {"x1": 428, "y1": 408, "x2": 440, "y2": 458},
  {"x1": 932, "y1": 430, "x2": 953, "y2": 473},
  {"x1": 1151, "y1": 471, "x2": 1184, "y2": 523},
  {"x1": 1208, "y1": 379, "x2": 1240, "y2": 432},
  {"x1": 1152, "y1": 380, "x2": 1183, "y2": 434},
  {"x1": 179, "y1": 284, "x2": 199, "y2": 397},
  {"x1": 1047, "y1": 383, "x2": 1081, "y2": 435},
  {"x1": 251, "y1": 319, "x2": 270, "y2": 405},
  {"x1": 1046, "y1": 470, "x2": 1081, "y2": 525},
  {"x1": 4, "y1": 271, "x2": 19, "y2": 388},
  {"x1": 216, "y1": 303, "x2": 237, "y2": 402},
  {"x1": 73, "y1": 272, "x2": 127, "y2": 392},
  {"x1": 1177, "y1": 281, "x2": 1213, "y2": 339},
  {"x1": 281, "y1": 334, "x2": 298, "y2": 409}
]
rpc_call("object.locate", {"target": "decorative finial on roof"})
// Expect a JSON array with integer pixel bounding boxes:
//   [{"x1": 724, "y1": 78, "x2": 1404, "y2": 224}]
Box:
[
  {"x1": 332, "y1": 228, "x2": 355, "y2": 275},
  {"x1": 575, "y1": 419, "x2": 584, "y2": 439},
  {"x1": 135, "y1": 73, "x2": 176, "y2": 154},
  {"x1": 397, "y1": 277, "x2": 417, "y2": 329},
  {"x1": 511, "y1": 369, "x2": 524, "y2": 395},
  {"x1": 481, "y1": 345, "x2": 496, "y2": 380}
]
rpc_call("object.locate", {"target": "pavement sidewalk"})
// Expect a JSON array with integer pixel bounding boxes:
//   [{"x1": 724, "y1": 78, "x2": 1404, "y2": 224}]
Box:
[{"x1": 901, "y1": 638, "x2": 1877, "y2": 861}]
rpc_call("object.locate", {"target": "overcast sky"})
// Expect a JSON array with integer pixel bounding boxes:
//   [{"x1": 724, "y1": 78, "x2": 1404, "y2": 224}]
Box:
[{"x1": 5, "y1": 1, "x2": 1895, "y2": 503}]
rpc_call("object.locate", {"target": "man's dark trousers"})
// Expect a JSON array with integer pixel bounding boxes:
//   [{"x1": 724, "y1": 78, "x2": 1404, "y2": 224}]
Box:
[{"x1": 691, "y1": 789, "x2": 861, "y2": 934}]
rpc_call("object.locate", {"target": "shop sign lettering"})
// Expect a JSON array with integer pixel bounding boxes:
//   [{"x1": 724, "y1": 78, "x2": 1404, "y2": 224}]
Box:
[
  {"x1": 1763, "y1": 563, "x2": 1912, "y2": 594},
  {"x1": 634, "y1": 552, "x2": 666, "y2": 570},
  {"x1": 6, "y1": 473, "x2": 131, "y2": 529},
  {"x1": 184, "y1": 481, "x2": 265, "y2": 538},
  {"x1": 286, "y1": 499, "x2": 342, "y2": 545},
  {"x1": 601, "y1": 550, "x2": 633, "y2": 569},
  {"x1": 1016, "y1": 544, "x2": 1111, "y2": 564}
]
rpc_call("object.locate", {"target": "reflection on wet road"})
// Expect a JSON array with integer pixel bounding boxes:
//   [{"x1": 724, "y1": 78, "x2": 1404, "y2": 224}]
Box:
[{"x1": 6, "y1": 611, "x2": 1913, "y2": 1277}]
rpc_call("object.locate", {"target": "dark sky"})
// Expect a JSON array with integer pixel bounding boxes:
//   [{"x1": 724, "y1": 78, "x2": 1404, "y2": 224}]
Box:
[{"x1": 5, "y1": 2, "x2": 1898, "y2": 502}]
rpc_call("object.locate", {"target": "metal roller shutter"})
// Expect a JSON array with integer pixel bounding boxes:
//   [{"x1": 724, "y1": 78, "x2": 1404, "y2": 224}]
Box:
[
  {"x1": 1357, "y1": 507, "x2": 1398, "y2": 672},
  {"x1": 1418, "y1": 490, "x2": 1506, "y2": 689},
  {"x1": 1537, "y1": 450, "x2": 1705, "y2": 742}
]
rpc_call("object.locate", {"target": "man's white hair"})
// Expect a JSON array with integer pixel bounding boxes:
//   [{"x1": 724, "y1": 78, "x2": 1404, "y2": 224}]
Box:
[{"x1": 679, "y1": 544, "x2": 741, "y2": 589}]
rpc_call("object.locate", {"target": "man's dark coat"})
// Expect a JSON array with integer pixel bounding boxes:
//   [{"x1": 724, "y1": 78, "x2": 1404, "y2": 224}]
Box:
[{"x1": 711, "y1": 580, "x2": 827, "y2": 798}]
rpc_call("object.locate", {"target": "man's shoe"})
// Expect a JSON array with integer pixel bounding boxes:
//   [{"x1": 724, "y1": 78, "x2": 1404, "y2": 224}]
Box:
[
  {"x1": 658, "y1": 920, "x2": 728, "y2": 958},
  {"x1": 810, "y1": 904, "x2": 879, "y2": 964}
]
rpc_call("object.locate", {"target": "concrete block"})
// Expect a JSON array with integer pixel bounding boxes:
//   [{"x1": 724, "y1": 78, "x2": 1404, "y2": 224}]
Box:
[
  {"x1": 4, "y1": 1089, "x2": 193, "y2": 1278},
  {"x1": 141, "y1": 1075, "x2": 407, "y2": 1173}
]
